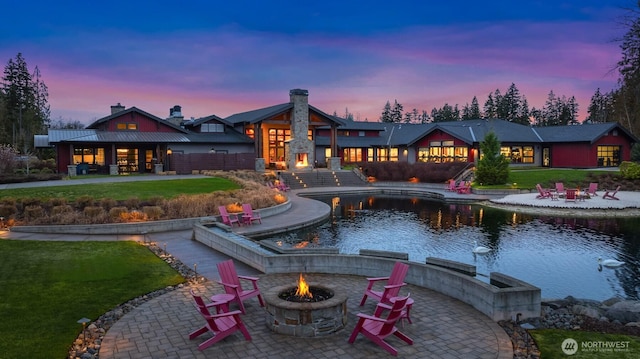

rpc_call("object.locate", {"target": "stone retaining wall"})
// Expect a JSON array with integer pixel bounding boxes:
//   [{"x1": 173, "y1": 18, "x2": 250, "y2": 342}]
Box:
[{"x1": 193, "y1": 223, "x2": 541, "y2": 322}]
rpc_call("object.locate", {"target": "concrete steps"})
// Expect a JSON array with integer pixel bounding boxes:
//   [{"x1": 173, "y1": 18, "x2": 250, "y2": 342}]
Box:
[{"x1": 279, "y1": 170, "x2": 369, "y2": 189}]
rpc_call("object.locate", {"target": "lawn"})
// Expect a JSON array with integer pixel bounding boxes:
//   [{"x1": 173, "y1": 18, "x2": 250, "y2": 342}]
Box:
[
  {"x1": 0, "y1": 177, "x2": 240, "y2": 201},
  {"x1": 477, "y1": 168, "x2": 614, "y2": 189},
  {"x1": 0, "y1": 240, "x2": 185, "y2": 359},
  {"x1": 530, "y1": 329, "x2": 640, "y2": 358}
]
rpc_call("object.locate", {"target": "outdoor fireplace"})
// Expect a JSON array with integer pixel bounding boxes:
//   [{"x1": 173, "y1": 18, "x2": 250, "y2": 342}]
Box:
[
  {"x1": 264, "y1": 274, "x2": 348, "y2": 337},
  {"x1": 295, "y1": 153, "x2": 308, "y2": 168}
]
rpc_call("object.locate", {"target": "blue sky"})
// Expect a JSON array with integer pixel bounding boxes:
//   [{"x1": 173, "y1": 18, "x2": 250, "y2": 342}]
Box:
[{"x1": 0, "y1": 1, "x2": 631, "y2": 123}]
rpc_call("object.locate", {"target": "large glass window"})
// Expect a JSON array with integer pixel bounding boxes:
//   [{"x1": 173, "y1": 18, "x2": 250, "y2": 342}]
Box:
[
  {"x1": 501, "y1": 146, "x2": 534, "y2": 163},
  {"x1": 73, "y1": 147, "x2": 105, "y2": 165},
  {"x1": 421, "y1": 141, "x2": 467, "y2": 162},
  {"x1": 597, "y1": 145, "x2": 621, "y2": 167},
  {"x1": 116, "y1": 148, "x2": 138, "y2": 173},
  {"x1": 376, "y1": 148, "x2": 398, "y2": 162},
  {"x1": 343, "y1": 148, "x2": 363, "y2": 163},
  {"x1": 268, "y1": 128, "x2": 290, "y2": 163},
  {"x1": 201, "y1": 123, "x2": 224, "y2": 132}
]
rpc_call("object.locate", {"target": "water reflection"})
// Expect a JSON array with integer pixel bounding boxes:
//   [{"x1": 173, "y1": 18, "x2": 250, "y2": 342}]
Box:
[{"x1": 262, "y1": 195, "x2": 640, "y2": 301}]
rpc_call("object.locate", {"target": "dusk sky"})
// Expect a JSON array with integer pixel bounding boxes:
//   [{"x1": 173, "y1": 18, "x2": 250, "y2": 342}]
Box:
[{"x1": 0, "y1": 1, "x2": 632, "y2": 124}]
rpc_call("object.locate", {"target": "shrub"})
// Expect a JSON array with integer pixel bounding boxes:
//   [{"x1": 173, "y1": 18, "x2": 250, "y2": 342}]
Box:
[
  {"x1": 0, "y1": 204, "x2": 18, "y2": 218},
  {"x1": 142, "y1": 206, "x2": 164, "y2": 220},
  {"x1": 108, "y1": 206, "x2": 128, "y2": 221},
  {"x1": 0, "y1": 144, "x2": 17, "y2": 175},
  {"x1": 50, "y1": 198, "x2": 67, "y2": 206},
  {"x1": 124, "y1": 197, "x2": 140, "y2": 209},
  {"x1": 99, "y1": 198, "x2": 117, "y2": 211},
  {"x1": 620, "y1": 161, "x2": 640, "y2": 180},
  {"x1": 51, "y1": 205, "x2": 74, "y2": 216},
  {"x1": 24, "y1": 205, "x2": 45, "y2": 221},
  {"x1": 83, "y1": 206, "x2": 105, "y2": 218},
  {"x1": 75, "y1": 195, "x2": 94, "y2": 209}
]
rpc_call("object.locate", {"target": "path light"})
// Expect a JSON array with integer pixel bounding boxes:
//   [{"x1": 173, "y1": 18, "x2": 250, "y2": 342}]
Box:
[
  {"x1": 194, "y1": 263, "x2": 198, "y2": 282},
  {"x1": 77, "y1": 317, "x2": 90, "y2": 348}
]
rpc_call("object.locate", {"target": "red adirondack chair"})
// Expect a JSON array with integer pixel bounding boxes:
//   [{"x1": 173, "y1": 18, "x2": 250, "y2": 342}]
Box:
[
  {"x1": 360, "y1": 261, "x2": 409, "y2": 306},
  {"x1": 218, "y1": 206, "x2": 241, "y2": 227},
  {"x1": 603, "y1": 185, "x2": 621, "y2": 200},
  {"x1": 565, "y1": 188, "x2": 577, "y2": 202},
  {"x1": 348, "y1": 294, "x2": 414, "y2": 356},
  {"x1": 189, "y1": 290, "x2": 252, "y2": 350},
  {"x1": 241, "y1": 203, "x2": 262, "y2": 225},
  {"x1": 216, "y1": 259, "x2": 264, "y2": 314},
  {"x1": 535, "y1": 184, "x2": 552, "y2": 199}
]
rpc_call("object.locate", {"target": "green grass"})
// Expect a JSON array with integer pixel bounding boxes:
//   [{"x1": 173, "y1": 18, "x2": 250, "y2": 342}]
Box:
[
  {"x1": 530, "y1": 329, "x2": 640, "y2": 358},
  {"x1": 476, "y1": 169, "x2": 614, "y2": 189},
  {"x1": 0, "y1": 240, "x2": 185, "y2": 359},
  {"x1": 0, "y1": 177, "x2": 240, "y2": 201}
]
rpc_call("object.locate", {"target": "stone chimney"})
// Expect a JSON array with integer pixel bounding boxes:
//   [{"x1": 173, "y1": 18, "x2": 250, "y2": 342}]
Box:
[
  {"x1": 110, "y1": 103, "x2": 125, "y2": 115},
  {"x1": 166, "y1": 105, "x2": 184, "y2": 126},
  {"x1": 288, "y1": 89, "x2": 314, "y2": 170}
]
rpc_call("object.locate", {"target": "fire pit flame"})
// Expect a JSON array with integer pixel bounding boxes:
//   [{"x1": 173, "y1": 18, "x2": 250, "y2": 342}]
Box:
[{"x1": 295, "y1": 273, "x2": 313, "y2": 299}]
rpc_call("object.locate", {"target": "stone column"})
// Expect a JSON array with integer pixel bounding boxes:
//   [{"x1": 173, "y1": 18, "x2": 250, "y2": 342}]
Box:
[
  {"x1": 154, "y1": 163, "x2": 164, "y2": 174},
  {"x1": 67, "y1": 165, "x2": 77, "y2": 177},
  {"x1": 109, "y1": 164, "x2": 119, "y2": 175},
  {"x1": 328, "y1": 157, "x2": 341, "y2": 170},
  {"x1": 255, "y1": 158, "x2": 265, "y2": 172}
]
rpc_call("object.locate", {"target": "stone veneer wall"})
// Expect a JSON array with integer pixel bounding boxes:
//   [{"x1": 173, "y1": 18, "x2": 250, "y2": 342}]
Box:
[{"x1": 288, "y1": 89, "x2": 314, "y2": 170}]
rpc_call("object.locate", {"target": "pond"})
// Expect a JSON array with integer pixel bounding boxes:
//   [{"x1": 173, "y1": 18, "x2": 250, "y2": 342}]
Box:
[{"x1": 261, "y1": 194, "x2": 640, "y2": 301}]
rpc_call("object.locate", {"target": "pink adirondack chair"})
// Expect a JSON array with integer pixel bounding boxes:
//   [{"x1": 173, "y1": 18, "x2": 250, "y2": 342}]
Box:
[
  {"x1": 218, "y1": 206, "x2": 241, "y2": 227},
  {"x1": 565, "y1": 188, "x2": 577, "y2": 202},
  {"x1": 587, "y1": 182, "x2": 598, "y2": 196},
  {"x1": 277, "y1": 181, "x2": 291, "y2": 191},
  {"x1": 360, "y1": 262, "x2": 409, "y2": 306},
  {"x1": 241, "y1": 203, "x2": 262, "y2": 224},
  {"x1": 445, "y1": 179, "x2": 457, "y2": 191},
  {"x1": 216, "y1": 259, "x2": 264, "y2": 314},
  {"x1": 535, "y1": 184, "x2": 552, "y2": 199},
  {"x1": 348, "y1": 294, "x2": 414, "y2": 356},
  {"x1": 456, "y1": 181, "x2": 471, "y2": 194},
  {"x1": 555, "y1": 182, "x2": 565, "y2": 195},
  {"x1": 189, "y1": 290, "x2": 252, "y2": 351},
  {"x1": 603, "y1": 185, "x2": 621, "y2": 200}
]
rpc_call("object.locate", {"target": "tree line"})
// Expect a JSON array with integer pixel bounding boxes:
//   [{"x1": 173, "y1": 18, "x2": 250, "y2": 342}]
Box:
[
  {"x1": 371, "y1": 3, "x2": 640, "y2": 136},
  {"x1": 378, "y1": 83, "x2": 582, "y2": 126}
]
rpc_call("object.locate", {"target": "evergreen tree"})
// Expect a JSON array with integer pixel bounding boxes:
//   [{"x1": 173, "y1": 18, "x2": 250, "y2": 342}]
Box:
[
  {"x1": 390, "y1": 100, "x2": 404, "y2": 123},
  {"x1": 483, "y1": 92, "x2": 497, "y2": 118},
  {"x1": 475, "y1": 131, "x2": 509, "y2": 185},
  {"x1": 380, "y1": 101, "x2": 392, "y2": 122},
  {"x1": 420, "y1": 110, "x2": 430, "y2": 123},
  {"x1": 469, "y1": 96, "x2": 482, "y2": 119},
  {"x1": 1, "y1": 53, "x2": 49, "y2": 152}
]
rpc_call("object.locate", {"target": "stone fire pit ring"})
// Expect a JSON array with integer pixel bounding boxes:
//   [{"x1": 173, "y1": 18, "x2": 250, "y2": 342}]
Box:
[{"x1": 264, "y1": 282, "x2": 348, "y2": 337}]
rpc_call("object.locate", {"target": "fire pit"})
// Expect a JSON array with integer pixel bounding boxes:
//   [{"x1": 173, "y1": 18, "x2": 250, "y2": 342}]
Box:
[{"x1": 264, "y1": 274, "x2": 348, "y2": 337}]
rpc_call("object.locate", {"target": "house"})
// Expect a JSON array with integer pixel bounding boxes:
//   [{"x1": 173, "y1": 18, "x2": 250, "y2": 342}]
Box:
[{"x1": 35, "y1": 89, "x2": 637, "y2": 175}]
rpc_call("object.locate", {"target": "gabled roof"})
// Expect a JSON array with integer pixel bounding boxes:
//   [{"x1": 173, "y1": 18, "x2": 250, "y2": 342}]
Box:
[
  {"x1": 224, "y1": 102, "x2": 345, "y2": 126},
  {"x1": 225, "y1": 103, "x2": 293, "y2": 124},
  {"x1": 186, "y1": 114, "x2": 230, "y2": 127},
  {"x1": 47, "y1": 129, "x2": 192, "y2": 143},
  {"x1": 532, "y1": 122, "x2": 638, "y2": 143},
  {"x1": 432, "y1": 119, "x2": 543, "y2": 145},
  {"x1": 86, "y1": 107, "x2": 189, "y2": 133}
]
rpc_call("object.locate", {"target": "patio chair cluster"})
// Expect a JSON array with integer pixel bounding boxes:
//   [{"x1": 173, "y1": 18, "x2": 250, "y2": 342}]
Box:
[
  {"x1": 189, "y1": 260, "x2": 414, "y2": 355},
  {"x1": 266, "y1": 180, "x2": 290, "y2": 191},
  {"x1": 536, "y1": 182, "x2": 603, "y2": 202},
  {"x1": 217, "y1": 204, "x2": 262, "y2": 227},
  {"x1": 445, "y1": 179, "x2": 472, "y2": 194}
]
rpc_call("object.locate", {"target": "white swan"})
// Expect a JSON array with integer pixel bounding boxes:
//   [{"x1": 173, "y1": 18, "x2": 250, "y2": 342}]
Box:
[
  {"x1": 598, "y1": 258, "x2": 625, "y2": 267},
  {"x1": 473, "y1": 240, "x2": 491, "y2": 254}
]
